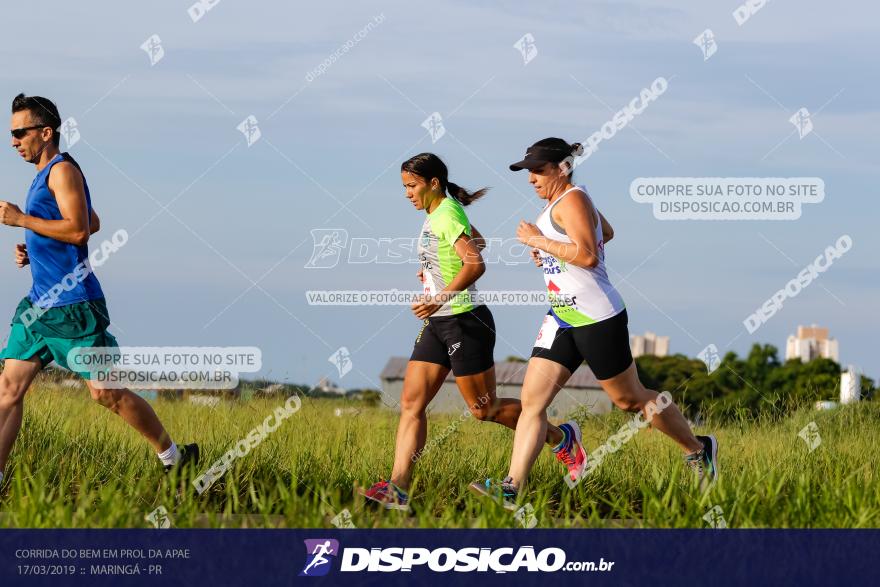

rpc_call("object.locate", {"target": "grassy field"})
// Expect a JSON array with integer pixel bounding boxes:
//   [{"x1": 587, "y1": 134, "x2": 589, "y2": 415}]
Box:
[{"x1": 1, "y1": 379, "x2": 878, "y2": 529}]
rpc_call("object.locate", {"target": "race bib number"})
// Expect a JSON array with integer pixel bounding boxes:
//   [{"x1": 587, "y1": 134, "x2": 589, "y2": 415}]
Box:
[
  {"x1": 534, "y1": 315, "x2": 559, "y2": 350},
  {"x1": 422, "y1": 272, "x2": 437, "y2": 296}
]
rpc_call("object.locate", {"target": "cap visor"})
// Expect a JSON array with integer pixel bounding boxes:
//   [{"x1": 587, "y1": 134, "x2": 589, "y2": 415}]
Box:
[{"x1": 509, "y1": 158, "x2": 546, "y2": 171}]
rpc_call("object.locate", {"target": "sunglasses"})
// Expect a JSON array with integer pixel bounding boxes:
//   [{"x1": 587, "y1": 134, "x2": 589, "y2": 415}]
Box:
[{"x1": 10, "y1": 125, "x2": 46, "y2": 139}]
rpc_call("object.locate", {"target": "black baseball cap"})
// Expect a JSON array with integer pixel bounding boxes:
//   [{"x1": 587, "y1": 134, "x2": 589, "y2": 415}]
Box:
[{"x1": 509, "y1": 137, "x2": 581, "y2": 171}]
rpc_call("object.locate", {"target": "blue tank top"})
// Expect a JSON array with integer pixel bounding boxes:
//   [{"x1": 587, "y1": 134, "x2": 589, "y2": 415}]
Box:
[{"x1": 25, "y1": 153, "x2": 104, "y2": 309}]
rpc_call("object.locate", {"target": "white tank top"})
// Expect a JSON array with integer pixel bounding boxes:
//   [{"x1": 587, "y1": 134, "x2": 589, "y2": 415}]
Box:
[{"x1": 535, "y1": 185, "x2": 625, "y2": 327}]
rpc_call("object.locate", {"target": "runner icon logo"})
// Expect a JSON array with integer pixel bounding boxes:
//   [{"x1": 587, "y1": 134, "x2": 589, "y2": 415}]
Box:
[
  {"x1": 300, "y1": 539, "x2": 339, "y2": 577},
  {"x1": 305, "y1": 229, "x2": 349, "y2": 269}
]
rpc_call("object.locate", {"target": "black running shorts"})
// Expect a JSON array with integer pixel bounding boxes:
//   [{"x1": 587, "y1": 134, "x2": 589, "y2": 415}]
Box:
[
  {"x1": 410, "y1": 305, "x2": 496, "y2": 376},
  {"x1": 530, "y1": 309, "x2": 633, "y2": 380}
]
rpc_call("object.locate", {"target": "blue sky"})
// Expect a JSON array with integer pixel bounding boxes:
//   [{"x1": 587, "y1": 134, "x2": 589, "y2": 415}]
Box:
[{"x1": 1, "y1": 1, "x2": 877, "y2": 389}]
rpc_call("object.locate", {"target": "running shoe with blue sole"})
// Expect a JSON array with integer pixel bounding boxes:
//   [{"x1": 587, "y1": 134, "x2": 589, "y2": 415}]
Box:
[
  {"x1": 686, "y1": 434, "x2": 719, "y2": 490},
  {"x1": 468, "y1": 476, "x2": 518, "y2": 511}
]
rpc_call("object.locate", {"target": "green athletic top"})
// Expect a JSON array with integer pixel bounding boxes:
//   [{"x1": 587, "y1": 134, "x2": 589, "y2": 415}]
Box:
[{"x1": 417, "y1": 197, "x2": 477, "y2": 317}]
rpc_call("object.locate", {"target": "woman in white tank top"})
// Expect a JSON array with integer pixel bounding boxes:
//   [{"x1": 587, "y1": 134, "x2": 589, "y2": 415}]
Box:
[
  {"x1": 533, "y1": 183, "x2": 625, "y2": 326},
  {"x1": 471, "y1": 138, "x2": 718, "y2": 504}
]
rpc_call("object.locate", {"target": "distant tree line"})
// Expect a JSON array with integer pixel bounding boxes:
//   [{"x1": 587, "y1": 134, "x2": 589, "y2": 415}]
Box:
[
  {"x1": 636, "y1": 344, "x2": 875, "y2": 422},
  {"x1": 507, "y1": 344, "x2": 875, "y2": 422}
]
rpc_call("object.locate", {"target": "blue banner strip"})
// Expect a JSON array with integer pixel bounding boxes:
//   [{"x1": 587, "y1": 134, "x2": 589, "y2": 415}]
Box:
[{"x1": 0, "y1": 529, "x2": 873, "y2": 586}]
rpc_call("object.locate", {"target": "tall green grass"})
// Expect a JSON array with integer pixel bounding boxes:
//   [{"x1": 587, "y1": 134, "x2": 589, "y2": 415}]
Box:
[{"x1": 1, "y1": 381, "x2": 878, "y2": 528}]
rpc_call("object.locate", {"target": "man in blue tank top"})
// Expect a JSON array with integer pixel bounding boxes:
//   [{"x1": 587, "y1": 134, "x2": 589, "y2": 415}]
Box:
[{"x1": 0, "y1": 94, "x2": 198, "y2": 487}]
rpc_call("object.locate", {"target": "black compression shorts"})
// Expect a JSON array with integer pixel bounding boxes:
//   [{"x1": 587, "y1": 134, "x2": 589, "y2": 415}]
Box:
[
  {"x1": 530, "y1": 309, "x2": 633, "y2": 380},
  {"x1": 410, "y1": 305, "x2": 496, "y2": 376}
]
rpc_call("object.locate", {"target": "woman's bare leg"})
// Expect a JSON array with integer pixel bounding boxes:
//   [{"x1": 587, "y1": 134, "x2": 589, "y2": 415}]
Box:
[
  {"x1": 456, "y1": 365, "x2": 563, "y2": 444},
  {"x1": 506, "y1": 358, "x2": 572, "y2": 487},
  {"x1": 389, "y1": 361, "x2": 449, "y2": 491},
  {"x1": 599, "y1": 361, "x2": 702, "y2": 454}
]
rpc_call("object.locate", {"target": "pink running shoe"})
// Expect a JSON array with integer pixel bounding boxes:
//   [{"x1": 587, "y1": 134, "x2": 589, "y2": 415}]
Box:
[
  {"x1": 554, "y1": 421, "x2": 587, "y2": 481},
  {"x1": 359, "y1": 480, "x2": 409, "y2": 511}
]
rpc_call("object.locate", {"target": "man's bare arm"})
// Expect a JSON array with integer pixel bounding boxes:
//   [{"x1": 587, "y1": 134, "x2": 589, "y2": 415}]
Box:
[
  {"x1": 17, "y1": 162, "x2": 91, "y2": 245},
  {"x1": 90, "y1": 208, "x2": 100, "y2": 235}
]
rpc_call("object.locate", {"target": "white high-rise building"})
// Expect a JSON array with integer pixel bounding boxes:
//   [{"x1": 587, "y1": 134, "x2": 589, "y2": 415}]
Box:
[
  {"x1": 840, "y1": 365, "x2": 861, "y2": 404},
  {"x1": 630, "y1": 331, "x2": 670, "y2": 358},
  {"x1": 785, "y1": 325, "x2": 839, "y2": 363}
]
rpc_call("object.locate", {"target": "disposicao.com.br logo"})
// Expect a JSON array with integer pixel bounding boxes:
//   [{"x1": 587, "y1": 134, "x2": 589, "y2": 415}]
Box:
[{"x1": 299, "y1": 539, "x2": 614, "y2": 575}]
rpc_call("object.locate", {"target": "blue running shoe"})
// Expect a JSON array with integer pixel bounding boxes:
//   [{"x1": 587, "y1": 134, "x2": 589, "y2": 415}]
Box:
[
  {"x1": 468, "y1": 476, "x2": 518, "y2": 511},
  {"x1": 685, "y1": 435, "x2": 719, "y2": 490}
]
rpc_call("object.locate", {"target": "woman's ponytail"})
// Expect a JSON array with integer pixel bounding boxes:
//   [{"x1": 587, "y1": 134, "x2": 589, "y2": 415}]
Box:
[
  {"x1": 402, "y1": 153, "x2": 489, "y2": 206},
  {"x1": 447, "y1": 181, "x2": 489, "y2": 206}
]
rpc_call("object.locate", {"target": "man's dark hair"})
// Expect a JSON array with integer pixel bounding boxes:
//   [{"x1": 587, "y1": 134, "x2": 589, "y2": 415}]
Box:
[{"x1": 12, "y1": 93, "x2": 62, "y2": 146}]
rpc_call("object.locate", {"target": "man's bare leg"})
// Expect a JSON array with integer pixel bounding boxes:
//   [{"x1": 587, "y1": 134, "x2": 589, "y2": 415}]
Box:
[
  {"x1": 84, "y1": 380, "x2": 171, "y2": 453},
  {"x1": 0, "y1": 357, "x2": 43, "y2": 477}
]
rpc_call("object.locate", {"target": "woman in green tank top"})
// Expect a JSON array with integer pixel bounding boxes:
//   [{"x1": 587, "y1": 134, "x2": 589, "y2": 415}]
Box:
[{"x1": 360, "y1": 153, "x2": 570, "y2": 510}]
